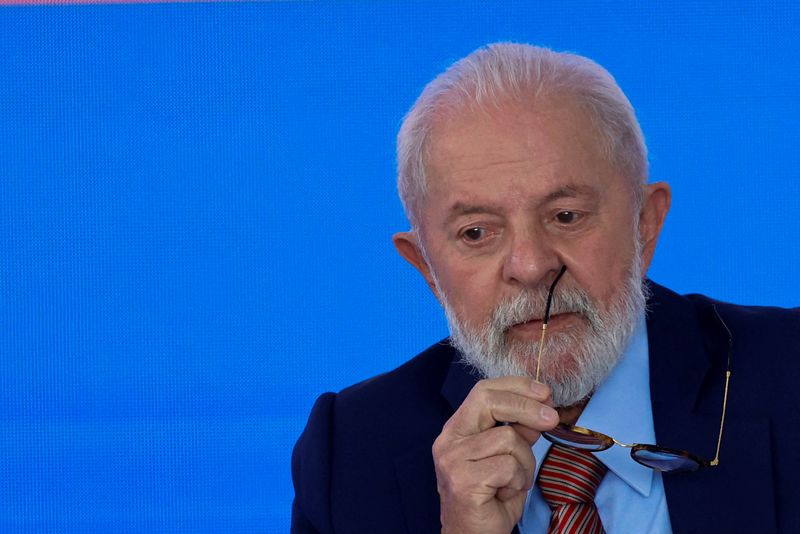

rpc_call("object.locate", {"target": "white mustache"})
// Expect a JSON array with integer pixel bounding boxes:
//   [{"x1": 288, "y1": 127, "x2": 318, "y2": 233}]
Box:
[{"x1": 490, "y1": 286, "x2": 596, "y2": 332}]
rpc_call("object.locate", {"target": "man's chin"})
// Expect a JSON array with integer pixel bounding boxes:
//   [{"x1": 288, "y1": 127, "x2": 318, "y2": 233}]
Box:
[
  {"x1": 497, "y1": 346, "x2": 574, "y2": 382},
  {"x1": 504, "y1": 332, "x2": 583, "y2": 368}
]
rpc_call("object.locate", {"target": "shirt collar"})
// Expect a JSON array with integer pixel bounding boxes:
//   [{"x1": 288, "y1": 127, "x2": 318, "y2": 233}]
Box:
[
  {"x1": 532, "y1": 311, "x2": 655, "y2": 497},
  {"x1": 579, "y1": 312, "x2": 654, "y2": 496}
]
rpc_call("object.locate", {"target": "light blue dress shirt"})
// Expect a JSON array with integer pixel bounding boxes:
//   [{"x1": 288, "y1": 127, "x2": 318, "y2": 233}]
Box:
[{"x1": 518, "y1": 313, "x2": 673, "y2": 534}]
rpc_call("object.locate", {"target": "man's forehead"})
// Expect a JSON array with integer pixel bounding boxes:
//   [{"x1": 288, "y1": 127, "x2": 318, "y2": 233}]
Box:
[{"x1": 426, "y1": 98, "x2": 605, "y2": 171}]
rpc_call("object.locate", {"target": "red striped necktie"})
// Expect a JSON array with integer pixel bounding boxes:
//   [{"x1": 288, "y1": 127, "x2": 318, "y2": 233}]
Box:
[{"x1": 538, "y1": 444, "x2": 608, "y2": 534}]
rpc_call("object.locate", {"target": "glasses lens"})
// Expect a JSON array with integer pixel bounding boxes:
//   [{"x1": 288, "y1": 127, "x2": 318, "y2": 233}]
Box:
[
  {"x1": 631, "y1": 447, "x2": 702, "y2": 472},
  {"x1": 542, "y1": 424, "x2": 613, "y2": 452}
]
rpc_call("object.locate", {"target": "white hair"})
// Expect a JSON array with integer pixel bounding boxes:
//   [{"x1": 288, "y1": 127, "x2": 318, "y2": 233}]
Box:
[{"x1": 397, "y1": 42, "x2": 648, "y2": 228}]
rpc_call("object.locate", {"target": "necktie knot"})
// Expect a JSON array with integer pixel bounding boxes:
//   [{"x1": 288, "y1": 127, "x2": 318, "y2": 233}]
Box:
[{"x1": 538, "y1": 444, "x2": 608, "y2": 533}]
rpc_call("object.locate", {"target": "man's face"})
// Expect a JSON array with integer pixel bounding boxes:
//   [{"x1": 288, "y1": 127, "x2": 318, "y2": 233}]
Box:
[{"x1": 395, "y1": 97, "x2": 670, "y2": 407}]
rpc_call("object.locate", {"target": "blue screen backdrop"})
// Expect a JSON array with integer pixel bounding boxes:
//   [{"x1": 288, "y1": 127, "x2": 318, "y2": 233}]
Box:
[{"x1": 1, "y1": 2, "x2": 798, "y2": 532}]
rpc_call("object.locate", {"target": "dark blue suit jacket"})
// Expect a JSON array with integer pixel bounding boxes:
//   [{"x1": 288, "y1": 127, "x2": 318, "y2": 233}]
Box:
[{"x1": 292, "y1": 282, "x2": 800, "y2": 533}]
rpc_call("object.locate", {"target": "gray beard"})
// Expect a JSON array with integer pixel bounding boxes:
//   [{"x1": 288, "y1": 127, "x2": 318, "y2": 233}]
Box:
[{"x1": 436, "y1": 256, "x2": 647, "y2": 408}]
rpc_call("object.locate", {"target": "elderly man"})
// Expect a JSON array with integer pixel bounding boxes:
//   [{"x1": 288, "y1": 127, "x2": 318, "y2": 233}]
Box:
[{"x1": 291, "y1": 43, "x2": 800, "y2": 533}]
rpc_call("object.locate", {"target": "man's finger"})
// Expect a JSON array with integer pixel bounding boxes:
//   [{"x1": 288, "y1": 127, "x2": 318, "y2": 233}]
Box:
[
  {"x1": 444, "y1": 387, "x2": 558, "y2": 437},
  {"x1": 448, "y1": 424, "x2": 537, "y2": 474}
]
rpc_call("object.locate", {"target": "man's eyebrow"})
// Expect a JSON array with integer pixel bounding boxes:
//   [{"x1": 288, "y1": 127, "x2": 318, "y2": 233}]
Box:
[
  {"x1": 448, "y1": 202, "x2": 501, "y2": 215},
  {"x1": 542, "y1": 184, "x2": 598, "y2": 203},
  {"x1": 444, "y1": 202, "x2": 503, "y2": 224},
  {"x1": 443, "y1": 185, "x2": 599, "y2": 225}
]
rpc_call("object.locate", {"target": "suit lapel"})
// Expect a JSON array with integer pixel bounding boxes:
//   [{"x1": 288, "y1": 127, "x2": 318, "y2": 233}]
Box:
[
  {"x1": 440, "y1": 357, "x2": 482, "y2": 412},
  {"x1": 646, "y1": 283, "x2": 776, "y2": 533},
  {"x1": 394, "y1": 351, "x2": 481, "y2": 533}
]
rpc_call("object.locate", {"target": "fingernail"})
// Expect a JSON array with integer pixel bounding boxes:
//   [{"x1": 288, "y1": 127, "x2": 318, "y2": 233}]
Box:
[{"x1": 540, "y1": 405, "x2": 558, "y2": 422}]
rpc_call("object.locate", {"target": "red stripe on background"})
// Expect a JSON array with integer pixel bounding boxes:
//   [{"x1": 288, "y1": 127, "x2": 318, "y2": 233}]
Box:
[{"x1": 1, "y1": 0, "x2": 253, "y2": 4}]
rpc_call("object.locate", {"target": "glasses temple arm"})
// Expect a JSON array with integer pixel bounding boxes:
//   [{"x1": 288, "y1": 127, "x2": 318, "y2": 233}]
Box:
[
  {"x1": 535, "y1": 265, "x2": 567, "y2": 382},
  {"x1": 710, "y1": 304, "x2": 733, "y2": 466}
]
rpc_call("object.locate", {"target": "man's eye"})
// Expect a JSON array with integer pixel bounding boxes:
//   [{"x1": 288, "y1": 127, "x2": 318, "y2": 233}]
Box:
[
  {"x1": 555, "y1": 211, "x2": 580, "y2": 224},
  {"x1": 462, "y1": 227, "x2": 485, "y2": 241}
]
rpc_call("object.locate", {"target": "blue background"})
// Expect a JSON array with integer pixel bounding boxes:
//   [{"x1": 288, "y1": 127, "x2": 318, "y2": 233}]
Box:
[{"x1": 1, "y1": 2, "x2": 798, "y2": 532}]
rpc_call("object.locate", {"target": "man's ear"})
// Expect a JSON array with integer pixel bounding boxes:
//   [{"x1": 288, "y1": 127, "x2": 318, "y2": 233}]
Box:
[
  {"x1": 392, "y1": 231, "x2": 441, "y2": 298},
  {"x1": 638, "y1": 181, "x2": 672, "y2": 273}
]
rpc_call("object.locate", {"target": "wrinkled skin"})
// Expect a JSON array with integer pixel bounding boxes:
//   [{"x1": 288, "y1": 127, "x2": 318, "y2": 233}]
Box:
[{"x1": 394, "y1": 98, "x2": 671, "y2": 533}]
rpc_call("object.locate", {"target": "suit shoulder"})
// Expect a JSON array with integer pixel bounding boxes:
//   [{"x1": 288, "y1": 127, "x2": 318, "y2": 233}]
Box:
[
  {"x1": 337, "y1": 340, "x2": 455, "y2": 407},
  {"x1": 295, "y1": 340, "x2": 459, "y2": 464},
  {"x1": 293, "y1": 341, "x2": 458, "y2": 531},
  {"x1": 648, "y1": 281, "x2": 800, "y2": 378},
  {"x1": 294, "y1": 340, "x2": 457, "y2": 461},
  {"x1": 648, "y1": 280, "x2": 799, "y2": 338},
  {"x1": 684, "y1": 291, "x2": 800, "y2": 339},
  {"x1": 292, "y1": 392, "x2": 335, "y2": 532},
  {"x1": 680, "y1": 289, "x2": 800, "y2": 384}
]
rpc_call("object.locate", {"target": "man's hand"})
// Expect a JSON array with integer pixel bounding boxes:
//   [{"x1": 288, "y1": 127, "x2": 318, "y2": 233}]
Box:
[{"x1": 433, "y1": 377, "x2": 559, "y2": 534}]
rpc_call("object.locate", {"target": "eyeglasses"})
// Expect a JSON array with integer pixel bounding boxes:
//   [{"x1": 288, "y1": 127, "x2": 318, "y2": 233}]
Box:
[{"x1": 535, "y1": 266, "x2": 732, "y2": 473}]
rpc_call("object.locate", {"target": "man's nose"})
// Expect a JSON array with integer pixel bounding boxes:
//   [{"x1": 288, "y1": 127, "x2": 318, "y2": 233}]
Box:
[{"x1": 501, "y1": 229, "x2": 561, "y2": 288}]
